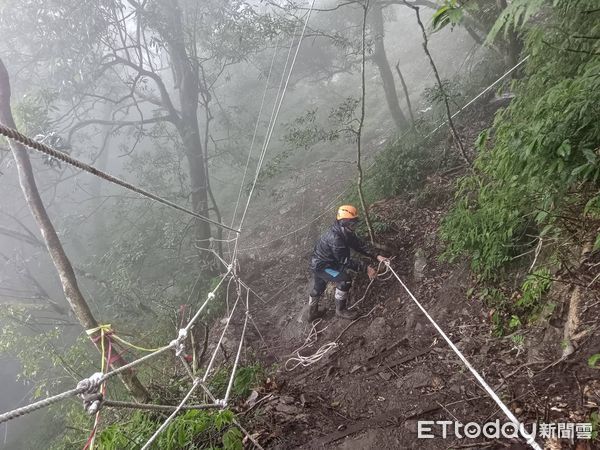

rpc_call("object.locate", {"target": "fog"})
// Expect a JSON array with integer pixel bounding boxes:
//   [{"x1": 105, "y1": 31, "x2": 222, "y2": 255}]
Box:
[{"x1": 0, "y1": 0, "x2": 490, "y2": 447}]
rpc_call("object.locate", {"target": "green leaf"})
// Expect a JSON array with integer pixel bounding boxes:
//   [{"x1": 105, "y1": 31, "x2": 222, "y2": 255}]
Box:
[
  {"x1": 556, "y1": 140, "x2": 571, "y2": 158},
  {"x1": 509, "y1": 315, "x2": 522, "y2": 329},
  {"x1": 582, "y1": 148, "x2": 597, "y2": 164},
  {"x1": 535, "y1": 210, "x2": 548, "y2": 223},
  {"x1": 432, "y1": 5, "x2": 451, "y2": 31},
  {"x1": 223, "y1": 428, "x2": 243, "y2": 450},
  {"x1": 594, "y1": 233, "x2": 600, "y2": 252},
  {"x1": 539, "y1": 224, "x2": 554, "y2": 237},
  {"x1": 588, "y1": 353, "x2": 600, "y2": 368},
  {"x1": 475, "y1": 130, "x2": 489, "y2": 151},
  {"x1": 431, "y1": 1, "x2": 462, "y2": 31}
]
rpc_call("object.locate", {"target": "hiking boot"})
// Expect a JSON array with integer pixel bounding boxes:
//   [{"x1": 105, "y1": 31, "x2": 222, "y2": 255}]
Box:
[
  {"x1": 334, "y1": 289, "x2": 358, "y2": 320},
  {"x1": 307, "y1": 295, "x2": 325, "y2": 322}
]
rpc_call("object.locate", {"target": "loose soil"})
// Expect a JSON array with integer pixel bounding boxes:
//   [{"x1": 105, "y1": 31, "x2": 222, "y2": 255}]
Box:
[{"x1": 220, "y1": 103, "x2": 600, "y2": 450}]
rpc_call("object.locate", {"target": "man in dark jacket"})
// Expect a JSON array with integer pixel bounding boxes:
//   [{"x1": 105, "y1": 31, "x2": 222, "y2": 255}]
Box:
[{"x1": 308, "y1": 205, "x2": 389, "y2": 322}]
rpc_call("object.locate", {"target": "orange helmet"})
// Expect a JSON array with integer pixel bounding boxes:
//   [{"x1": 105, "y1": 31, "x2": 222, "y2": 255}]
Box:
[{"x1": 336, "y1": 205, "x2": 359, "y2": 220}]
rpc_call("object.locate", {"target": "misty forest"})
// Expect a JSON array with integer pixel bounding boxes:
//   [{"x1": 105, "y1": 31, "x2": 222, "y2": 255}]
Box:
[{"x1": 0, "y1": 0, "x2": 599, "y2": 449}]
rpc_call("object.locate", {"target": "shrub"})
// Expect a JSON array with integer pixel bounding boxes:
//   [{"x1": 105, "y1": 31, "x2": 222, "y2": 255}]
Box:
[{"x1": 441, "y1": 0, "x2": 600, "y2": 278}]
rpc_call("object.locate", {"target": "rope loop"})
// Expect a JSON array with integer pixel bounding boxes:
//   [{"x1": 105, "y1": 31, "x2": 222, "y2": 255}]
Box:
[
  {"x1": 77, "y1": 372, "x2": 105, "y2": 415},
  {"x1": 82, "y1": 393, "x2": 104, "y2": 415},
  {"x1": 170, "y1": 328, "x2": 188, "y2": 356},
  {"x1": 76, "y1": 372, "x2": 104, "y2": 394},
  {"x1": 285, "y1": 342, "x2": 338, "y2": 371}
]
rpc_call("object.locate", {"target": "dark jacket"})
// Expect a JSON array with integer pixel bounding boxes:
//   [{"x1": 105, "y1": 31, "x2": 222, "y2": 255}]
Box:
[{"x1": 310, "y1": 221, "x2": 375, "y2": 272}]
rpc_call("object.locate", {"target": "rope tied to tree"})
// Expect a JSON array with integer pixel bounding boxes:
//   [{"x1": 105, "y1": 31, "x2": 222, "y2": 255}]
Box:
[{"x1": 86, "y1": 323, "x2": 165, "y2": 378}]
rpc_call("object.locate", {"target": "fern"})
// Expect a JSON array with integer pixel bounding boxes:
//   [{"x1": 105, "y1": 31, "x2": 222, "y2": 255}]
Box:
[
  {"x1": 443, "y1": 0, "x2": 600, "y2": 278},
  {"x1": 487, "y1": 0, "x2": 561, "y2": 42}
]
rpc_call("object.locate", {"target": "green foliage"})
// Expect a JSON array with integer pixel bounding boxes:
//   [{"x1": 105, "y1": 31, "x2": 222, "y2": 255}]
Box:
[
  {"x1": 423, "y1": 79, "x2": 463, "y2": 109},
  {"x1": 370, "y1": 212, "x2": 391, "y2": 234},
  {"x1": 366, "y1": 129, "x2": 441, "y2": 200},
  {"x1": 432, "y1": 1, "x2": 464, "y2": 32},
  {"x1": 209, "y1": 363, "x2": 264, "y2": 400},
  {"x1": 0, "y1": 307, "x2": 95, "y2": 391},
  {"x1": 517, "y1": 268, "x2": 551, "y2": 310},
  {"x1": 508, "y1": 315, "x2": 522, "y2": 329},
  {"x1": 590, "y1": 411, "x2": 600, "y2": 440},
  {"x1": 13, "y1": 89, "x2": 59, "y2": 135},
  {"x1": 476, "y1": 269, "x2": 552, "y2": 335},
  {"x1": 588, "y1": 353, "x2": 600, "y2": 368},
  {"x1": 442, "y1": 0, "x2": 600, "y2": 278},
  {"x1": 510, "y1": 333, "x2": 524, "y2": 346},
  {"x1": 487, "y1": 0, "x2": 557, "y2": 42},
  {"x1": 97, "y1": 409, "x2": 242, "y2": 450},
  {"x1": 283, "y1": 109, "x2": 332, "y2": 151},
  {"x1": 252, "y1": 98, "x2": 360, "y2": 194},
  {"x1": 91, "y1": 361, "x2": 260, "y2": 450}
]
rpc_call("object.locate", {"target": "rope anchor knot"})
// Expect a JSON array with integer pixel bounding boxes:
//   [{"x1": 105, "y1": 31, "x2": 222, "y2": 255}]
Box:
[{"x1": 77, "y1": 372, "x2": 104, "y2": 415}]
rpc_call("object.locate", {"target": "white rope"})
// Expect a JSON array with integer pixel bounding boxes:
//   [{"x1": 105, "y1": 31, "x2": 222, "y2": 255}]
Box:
[
  {"x1": 420, "y1": 56, "x2": 530, "y2": 142},
  {"x1": 285, "y1": 342, "x2": 338, "y2": 371},
  {"x1": 284, "y1": 263, "x2": 389, "y2": 371},
  {"x1": 202, "y1": 289, "x2": 243, "y2": 382},
  {"x1": 349, "y1": 261, "x2": 390, "y2": 310},
  {"x1": 298, "y1": 319, "x2": 330, "y2": 353},
  {"x1": 131, "y1": 275, "x2": 244, "y2": 447},
  {"x1": 222, "y1": 289, "x2": 250, "y2": 406},
  {"x1": 285, "y1": 305, "x2": 377, "y2": 371},
  {"x1": 228, "y1": 35, "x2": 282, "y2": 233},
  {"x1": 140, "y1": 378, "x2": 203, "y2": 450},
  {"x1": 235, "y1": 0, "x2": 317, "y2": 238},
  {"x1": 183, "y1": 266, "x2": 233, "y2": 334},
  {"x1": 238, "y1": 57, "x2": 530, "y2": 253},
  {"x1": 384, "y1": 262, "x2": 542, "y2": 450},
  {"x1": 283, "y1": 318, "x2": 332, "y2": 371},
  {"x1": 227, "y1": 22, "x2": 299, "y2": 259}
]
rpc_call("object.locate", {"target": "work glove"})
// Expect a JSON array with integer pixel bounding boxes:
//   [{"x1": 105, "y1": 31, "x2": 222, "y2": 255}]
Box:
[
  {"x1": 376, "y1": 255, "x2": 390, "y2": 263},
  {"x1": 367, "y1": 265, "x2": 377, "y2": 280}
]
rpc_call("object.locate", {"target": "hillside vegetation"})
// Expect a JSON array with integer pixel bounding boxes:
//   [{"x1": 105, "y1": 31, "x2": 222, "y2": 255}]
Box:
[{"x1": 0, "y1": 0, "x2": 599, "y2": 449}]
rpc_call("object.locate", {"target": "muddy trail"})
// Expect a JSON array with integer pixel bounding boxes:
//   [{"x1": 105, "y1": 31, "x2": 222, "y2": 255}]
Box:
[{"x1": 219, "y1": 105, "x2": 600, "y2": 450}]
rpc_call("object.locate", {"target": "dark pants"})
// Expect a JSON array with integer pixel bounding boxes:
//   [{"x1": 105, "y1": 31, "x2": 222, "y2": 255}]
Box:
[{"x1": 310, "y1": 268, "x2": 352, "y2": 298}]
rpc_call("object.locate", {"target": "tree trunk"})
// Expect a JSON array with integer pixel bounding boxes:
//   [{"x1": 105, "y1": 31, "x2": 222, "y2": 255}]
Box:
[
  {"x1": 404, "y1": 2, "x2": 471, "y2": 166},
  {"x1": 358, "y1": 3, "x2": 375, "y2": 244},
  {"x1": 202, "y1": 99, "x2": 224, "y2": 259},
  {"x1": 0, "y1": 58, "x2": 149, "y2": 402},
  {"x1": 370, "y1": 3, "x2": 408, "y2": 130},
  {"x1": 394, "y1": 61, "x2": 415, "y2": 127},
  {"x1": 161, "y1": 0, "x2": 216, "y2": 274}
]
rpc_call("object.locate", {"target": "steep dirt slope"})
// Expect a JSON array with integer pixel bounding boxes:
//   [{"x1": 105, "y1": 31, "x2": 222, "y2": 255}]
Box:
[
  {"x1": 228, "y1": 105, "x2": 600, "y2": 450},
  {"x1": 238, "y1": 181, "x2": 598, "y2": 450}
]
